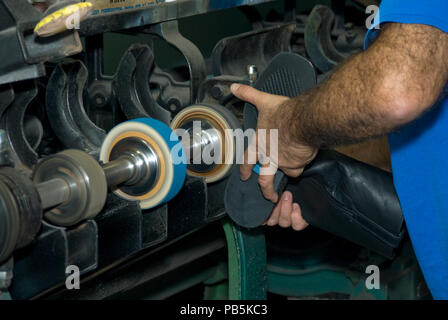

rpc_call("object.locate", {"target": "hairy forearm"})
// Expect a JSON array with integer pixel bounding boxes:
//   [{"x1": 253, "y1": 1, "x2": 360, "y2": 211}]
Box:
[{"x1": 282, "y1": 23, "x2": 448, "y2": 149}]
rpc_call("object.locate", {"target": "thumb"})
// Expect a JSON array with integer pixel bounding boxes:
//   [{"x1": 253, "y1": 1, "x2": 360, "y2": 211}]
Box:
[{"x1": 231, "y1": 84, "x2": 270, "y2": 107}]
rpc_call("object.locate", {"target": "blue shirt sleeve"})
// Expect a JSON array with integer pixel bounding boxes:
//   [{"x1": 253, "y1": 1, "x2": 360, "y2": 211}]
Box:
[
  {"x1": 365, "y1": 0, "x2": 448, "y2": 48},
  {"x1": 363, "y1": 0, "x2": 448, "y2": 300}
]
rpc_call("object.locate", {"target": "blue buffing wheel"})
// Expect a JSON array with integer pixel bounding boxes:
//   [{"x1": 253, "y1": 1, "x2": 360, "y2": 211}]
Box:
[{"x1": 100, "y1": 118, "x2": 186, "y2": 209}]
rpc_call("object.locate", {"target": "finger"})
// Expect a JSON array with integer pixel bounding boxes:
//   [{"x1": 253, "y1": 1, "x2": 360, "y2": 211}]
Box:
[
  {"x1": 278, "y1": 191, "x2": 293, "y2": 228},
  {"x1": 258, "y1": 150, "x2": 278, "y2": 176},
  {"x1": 230, "y1": 84, "x2": 271, "y2": 107},
  {"x1": 240, "y1": 139, "x2": 257, "y2": 181},
  {"x1": 282, "y1": 168, "x2": 304, "y2": 178},
  {"x1": 258, "y1": 173, "x2": 278, "y2": 202},
  {"x1": 240, "y1": 164, "x2": 255, "y2": 181},
  {"x1": 266, "y1": 201, "x2": 281, "y2": 226},
  {"x1": 291, "y1": 203, "x2": 309, "y2": 231}
]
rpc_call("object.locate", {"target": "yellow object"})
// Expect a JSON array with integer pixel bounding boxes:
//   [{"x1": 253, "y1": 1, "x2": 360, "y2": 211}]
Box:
[{"x1": 34, "y1": 2, "x2": 93, "y2": 37}]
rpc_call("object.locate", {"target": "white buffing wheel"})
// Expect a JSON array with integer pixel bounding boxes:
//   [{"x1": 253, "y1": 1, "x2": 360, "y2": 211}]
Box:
[{"x1": 171, "y1": 104, "x2": 241, "y2": 183}]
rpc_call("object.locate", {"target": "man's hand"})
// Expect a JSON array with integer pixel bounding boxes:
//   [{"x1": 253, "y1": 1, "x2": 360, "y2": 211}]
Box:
[
  {"x1": 230, "y1": 83, "x2": 318, "y2": 203},
  {"x1": 229, "y1": 23, "x2": 447, "y2": 232},
  {"x1": 265, "y1": 191, "x2": 309, "y2": 230}
]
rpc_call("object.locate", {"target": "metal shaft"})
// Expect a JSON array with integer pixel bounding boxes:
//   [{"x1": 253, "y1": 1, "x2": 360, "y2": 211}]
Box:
[
  {"x1": 102, "y1": 157, "x2": 136, "y2": 187},
  {"x1": 37, "y1": 156, "x2": 138, "y2": 211},
  {"x1": 37, "y1": 178, "x2": 71, "y2": 210}
]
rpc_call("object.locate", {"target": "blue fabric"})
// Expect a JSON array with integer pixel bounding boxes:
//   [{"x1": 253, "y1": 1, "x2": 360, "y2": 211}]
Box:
[{"x1": 365, "y1": 1, "x2": 448, "y2": 299}]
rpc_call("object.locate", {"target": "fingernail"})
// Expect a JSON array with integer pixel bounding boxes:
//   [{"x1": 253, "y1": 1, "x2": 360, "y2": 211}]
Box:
[
  {"x1": 231, "y1": 83, "x2": 240, "y2": 93},
  {"x1": 293, "y1": 203, "x2": 300, "y2": 211},
  {"x1": 283, "y1": 192, "x2": 290, "y2": 201}
]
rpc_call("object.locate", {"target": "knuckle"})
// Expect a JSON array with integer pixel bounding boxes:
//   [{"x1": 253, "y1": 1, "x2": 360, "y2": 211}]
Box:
[
  {"x1": 279, "y1": 219, "x2": 291, "y2": 228},
  {"x1": 262, "y1": 191, "x2": 273, "y2": 200},
  {"x1": 294, "y1": 221, "x2": 309, "y2": 231},
  {"x1": 290, "y1": 173, "x2": 302, "y2": 178},
  {"x1": 258, "y1": 178, "x2": 270, "y2": 188},
  {"x1": 286, "y1": 169, "x2": 303, "y2": 178}
]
